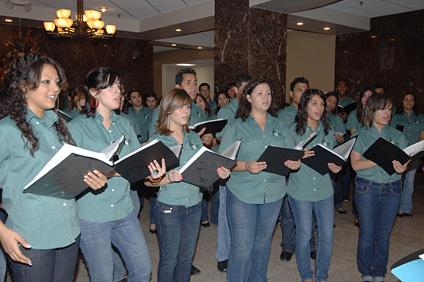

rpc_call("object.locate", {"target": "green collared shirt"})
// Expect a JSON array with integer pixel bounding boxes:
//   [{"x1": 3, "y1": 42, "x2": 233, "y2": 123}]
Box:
[
  {"x1": 219, "y1": 114, "x2": 295, "y2": 204},
  {"x1": 208, "y1": 98, "x2": 218, "y2": 114},
  {"x1": 277, "y1": 104, "x2": 297, "y2": 126},
  {"x1": 287, "y1": 122, "x2": 335, "y2": 202},
  {"x1": 69, "y1": 107, "x2": 82, "y2": 119},
  {"x1": 346, "y1": 109, "x2": 363, "y2": 131},
  {"x1": 126, "y1": 107, "x2": 152, "y2": 143},
  {"x1": 149, "y1": 131, "x2": 202, "y2": 207},
  {"x1": 68, "y1": 112, "x2": 139, "y2": 223},
  {"x1": 0, "y1": 109, "x2": 80, "y2": 249},
  {"x1": 390, "y1": 111, "x2": 424, "y2": 146},
  {"x1": 328, "y1": 113, "x2": 346, "y2": 134},
  {"x1": 338, "y1": 96, "x2": 356, "y2": 108},
  {"x1": 353, "y1": 125, "x2": 407, "y2": 183},
  {"x1": 216, "y1": 99, "x2": 239, "y2": 138}
]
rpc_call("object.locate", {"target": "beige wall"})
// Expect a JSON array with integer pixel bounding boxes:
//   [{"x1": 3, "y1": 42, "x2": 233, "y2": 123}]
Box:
[
  {"x1": 286, "y1": 31, "x2": 335, "y2": 102},
  {"x1": 153, "y1": 49, "x2": 214, "y2": 97}
]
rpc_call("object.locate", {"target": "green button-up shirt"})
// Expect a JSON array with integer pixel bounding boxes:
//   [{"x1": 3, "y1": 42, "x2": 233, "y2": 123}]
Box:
[
  {"x1": 338, "y1": 96, "x2": 356, "y2": 108},
  {"x1": 216, "y1": 99, "x2": 239, "y2": 138},
  {"x1": 219, "y1": 114, "x2": 295, "y2": 204},
  {"x1": 0, "y1": 109, "x2": 80, "y2": 249},
  {"x1": 328, "y1": 113, "x2": 346, "y2": 134},
  {"x1": 277, "y1": 104, "x2": 297, "y2": 126},
  {"x1": 287, "y1": 122, "x2": 335, "y2": 202},
  {"x1": 353, "y1": 125, "x2": 407, "y2": 183},
  {"x1": 126, "y1": 107, "x2": 152, "y2": 143},
  {"x1": 68, "y1": 112, "x2": 139, "y2": 222},
  {"x1": 149, "y1": 131, "x2": 202, "y2": 207},
  {"x1": 69, "y1": 107, "x2": 82, "y2": 119},
  {"x1": 390, "y1": 111, "x2": 424, "y2": 146},
  {"x1": 346, "y1": 109, "x2": 363, "y2": 131},
  {"x1": 208, "y1": 98, "x2": 218, "y2": 114}
]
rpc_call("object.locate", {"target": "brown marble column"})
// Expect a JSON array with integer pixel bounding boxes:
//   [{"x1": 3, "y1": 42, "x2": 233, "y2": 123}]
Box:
[{"x1": 214, "y1": 0, "x2": 287, "y2": 104}]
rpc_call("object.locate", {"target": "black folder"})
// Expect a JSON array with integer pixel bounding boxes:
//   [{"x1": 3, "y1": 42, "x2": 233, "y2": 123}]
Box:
[
  {"x1": 337, "y1": 103, "x2": 357, "y2": 115},
  {"x1": 189, "y1": 119, "x2": 228, "y2": 135},
  {"x1": 257, "y1": 146, "x2": 304, "y2": 176}
]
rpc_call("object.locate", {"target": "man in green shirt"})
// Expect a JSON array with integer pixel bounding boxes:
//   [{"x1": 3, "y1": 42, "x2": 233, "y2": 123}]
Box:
[{"x1": 335, "y1": 79, "x2": 356, "y2": 122}]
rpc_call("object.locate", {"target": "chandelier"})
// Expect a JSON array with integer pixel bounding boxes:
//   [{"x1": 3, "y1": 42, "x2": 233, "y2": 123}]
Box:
[{"x1": 43, "y1": 0, "x2": 116, "y2": 39}]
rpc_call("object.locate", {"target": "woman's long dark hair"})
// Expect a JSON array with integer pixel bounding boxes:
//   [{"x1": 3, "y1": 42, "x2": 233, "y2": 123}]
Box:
[
  {"x1": 295, "y1": 89, "x2": 330, "y2": 136},
  {"x1": 195, "y1": 94, "x2": 213, "y2": 117},
  {"x1": 235, "y1": 78, "x2": 278, "y2": 121},
  {"x1": 356, "y1": 86, "x2": 373, "y2": 123},
  {"x1": 0, "y1": 53, "x2": 74, "y2": 156},
  {"x1": 324, "y1": 91, "x2": 338, "y2": 115},
  {"x1": 82, "y1": 67, "x2": 121, "y2": 117}
]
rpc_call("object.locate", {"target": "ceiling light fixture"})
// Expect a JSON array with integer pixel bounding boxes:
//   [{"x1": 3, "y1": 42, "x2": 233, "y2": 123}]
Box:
[
  {"x1": 371, "y1": 35, "x2": 377, "y2": 38},
  {"x1": 99, "y1": 7, "x2": 108, "y2": 12},
  {"x1": 197, "y1": 47, "x2": 203, "y2": 50},
  {"x1": 5, "y1": 19, "x2": 12, "y2": 22},
  {"x1": 44, "y1": 0, "x2": 116, "y2": 40},
  {"x1": 324, "y1": 27, "x2": 331, "y2": 30},
  {"x1": 176, "y1": 63, "x2": 196, "y2": 67},
  {"x1": 6, "y1": 0, "x2": 31, "y2": 12},
  {"x1": 171, "y1": 43, "x2": 177, "y2": 46},
  {"x1": 297, "y1": 22, "x2": 303, "y2": 26},
  {"x1": 175, "y1": 28, "x2": 182, "y2": 32}
]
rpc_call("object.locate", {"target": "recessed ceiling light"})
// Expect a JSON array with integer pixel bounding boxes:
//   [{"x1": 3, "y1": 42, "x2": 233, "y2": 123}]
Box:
[
  {"x1": 324, "y1": 27, "x2": 330, "y2": 31},
  {"x1": 197, "y1": 47, "x2": 203, "y2": 50},
  {"x1": 99, "y1": 7, "x2": 108, "y2": 12},
  {"x1": 297, "y1": 22, "x2": 303, "y2": 26},
  {"x1": 176, "y1": 63, "x2": 196, "y2": 67},
  {"x1": 371, "y1": 35, "x2": 377, "y2": 38},
  {"x1": 390, "y1": 38, "x2": 395, "y2": 41},
  {"x1": 175, "y1": 28, "x2": 182, "y2": 32},
  {"x1": 5, "y1": 19, "x2": 12, "y2": 22},
  {"x1": 171, "y1": 43, "x2": 177, "y2": 47}
]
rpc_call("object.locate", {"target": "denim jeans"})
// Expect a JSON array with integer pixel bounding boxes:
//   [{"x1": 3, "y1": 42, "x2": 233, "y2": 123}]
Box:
[
  {"x1": 288, "y1": 195, "x2": 334, "y2": 282},
  {"x1": 156, "y1": 201, "x2": 201, "y2": 282},
  {"x1": 79, "y1": 208, "x2": 151, "y2": 282},
  {"x1": 355, "y1": 177, "x2": 401, "y2": 282},
  {"x1": 210, "y1": 189, "x2": 220, "y2": 225},
  {"x1": 399, "y1": 168, "x2": 417, "y2": 213},
  {"x1": 201, "y1": 194, "x2": 209, "y2": 223},
  {"x1": 9, "y1": 237, "x2": 79, "y2": 282},
  {"x1": 0, "y1": 209, "x2": 7, "y2": 282},
  {"x1": 216, "y1": 185, "x2": 231, "y2": 262},
  {"x1": 226, "y1": 189, "x2": 283, "y2": 282},
  {"x1": 332, "y1": 177, "x2": 343, "y2": 210},
  {"x1": 149, "y1": 196, "x2": 157, "y2": 225}
]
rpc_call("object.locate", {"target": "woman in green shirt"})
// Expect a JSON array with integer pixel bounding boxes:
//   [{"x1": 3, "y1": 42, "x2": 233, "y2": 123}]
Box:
[
  {"x1": 146, "y1": 88, "x2": 230, "y2": 282},
  {"x1": 287, "y1": 89, "x2": 342, "y2": 282},
  {"x1": 219, "y1": 78, "x2": 301, "y2": 282},
  {"x1": 68, "y1": 67, "x2": 165, "y2": 282},
  {"x1": 0, "y1": 54, "x2": 107, "y2": 282}
]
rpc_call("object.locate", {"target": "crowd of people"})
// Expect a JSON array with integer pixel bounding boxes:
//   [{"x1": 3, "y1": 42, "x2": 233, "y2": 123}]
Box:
[{"x1": 0, "y1": 53, "x2": 422, "y2": 282}]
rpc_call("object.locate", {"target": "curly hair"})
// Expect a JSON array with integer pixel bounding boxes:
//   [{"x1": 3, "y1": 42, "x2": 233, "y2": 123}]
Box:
[
  {"x1": 295, "y1": 89, "x2": 330, "y2": 136},
  {"x1": 195, "y1": 94, "x2": 213, "y2": 117},
  {"x1": 235, "y1": 78, "x2": 278, "y2": 121},
  {"x1": 0, "y1": 53, "x2": 74, "y2": 156}
]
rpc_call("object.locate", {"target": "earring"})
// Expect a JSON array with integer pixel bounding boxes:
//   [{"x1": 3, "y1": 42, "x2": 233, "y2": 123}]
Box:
[{"x1": 90, "y1": 97, "x2": 99, "y2": 108}]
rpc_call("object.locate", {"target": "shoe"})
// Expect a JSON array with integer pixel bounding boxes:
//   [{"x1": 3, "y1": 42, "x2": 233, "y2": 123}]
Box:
[
  {"x1": 337, "y1": 208, "x2": 347, "y2": 214},
  {"x1": 117, "y1": 278, "x2": 128, "y2": 282},
  {"x1": 149, "y1": 224, "x2": 157, "y2": 234},
  {"x1": 191, "y1": 265, "x2": 201, "y2": 275},
  {"x1": 217, "y1": 259, "x2": 228, "y2": 272},
  {"x1": 280, "y1": 251, "x2": 292, "y2": 261},
  {"x1": 342, "y1": 196, "x2": 350, "y2": 202},
  {"x1": 201, "y1": 222, "x2": 210, "y2": 228},
  {"x1": 397, "y1": 213, "x2": 405, "y2": 218},
  {"x1": 354, "y1": 218, "x2": 360, "y2": 227},
  {"x1": 310, "y1": 250, "x2": 316, "y2": 260},
  {"x1": 404, "y1": 213, "x2": 413, "y2": 218}
]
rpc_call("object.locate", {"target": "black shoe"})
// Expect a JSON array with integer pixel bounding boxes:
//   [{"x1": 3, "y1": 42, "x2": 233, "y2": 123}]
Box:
[
  {"x1": 404, "y1": 213, "x2": 413, "y2": 218},
  {"x1": 191, "y1": 265, "x2": 201, "y2": 275},
  {"x1": 280, "y1": 251, "x2": 292, "y2": 261},
  {"x1": 310, "y1": 250, "x2": 316, "y2": 260},
  {"x1": 217, "y1": 260, "x2": 228, "y2": 272},
  {"x1": 354, "y1": 218, "x2": 360, "y2": 227},
  {"x1": 337, "y1": 208, "x2": 347, "y2": 214},
  {"x1": 149, "y1": 224, "x2": 157, "y2": 234},
  {"x1": 201, "y1": 222, "x2": 210, "y2": 228},
  {"x1": 342, "y1": 196, "x2": 350, "y2": 202},
  {"x1": 397, "y1": 213, "x2": 405, "y2": 218}
]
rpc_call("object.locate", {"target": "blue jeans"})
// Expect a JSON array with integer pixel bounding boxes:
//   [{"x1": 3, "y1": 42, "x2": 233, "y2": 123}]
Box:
[
  {"x1": 149, "y1": 196, "x2": 157, "y2": 224},
  {"x1": 355, "y1": 177, "x2": 401, "y2": 282},
  {"x1": 201, "y1": 193, "x2": 209, "y2": 223},
  {"x1": 332, "y1": 177, "x2": 343, "y2": 210},
  {"x1": 9, "y1": 237, "x2": 79, "y2": 282},
  {"x1": 399, "y1": 168, "x2": 417, "y2": 213},
  {"x1": 79, "y1": 208, "x2": 151, "y2": 282},
  {"x1": 226, "y1": 189, "x2": 283, "y2": 282},
  {"x1": 289, "y1": 195, "x2": 334, "y2": 282},
  {"x1": 210, "y1": 189, "x2": 220, "y2": 225},
  {"x1": 216, "y1": 185, "x2": 231, "y2": 262},
  {"x1": 156, "y1": 201, "x2": 201, "y2": 282},
  {"x1": 0, "y1": 209, "x2": 7, "y2": 281}
]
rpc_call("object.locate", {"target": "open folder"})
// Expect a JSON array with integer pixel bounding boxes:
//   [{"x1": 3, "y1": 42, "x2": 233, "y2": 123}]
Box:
[
  {"x1": 179, "y1": 140, "x2": 241, "y2": 188},
  {"x1": 257, "y1": 146, "x2": 304, "y2": 176},
  {"x1": 24, "y1": 137, "x2": 181, "y2": 199},
  {"x1": 363, "y1": 138, "x2": 424, "y2": 175},
  {"x1": 188, "y1": 118, "x2": 228, "y2": 135},
  {"x1": 301, "y1": 137, "x2": 357, "y2": 175}
]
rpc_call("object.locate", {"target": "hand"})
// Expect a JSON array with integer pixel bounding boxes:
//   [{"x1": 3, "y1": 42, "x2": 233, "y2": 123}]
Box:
[
  {"x1": 246, "y1": 161, "x2": 267, "y2": 174},
  {"x1": 201, "y1": 133, "x2": 214, "y2": 146},
  {"x1": 284, "y1": 159, "x2": 301, "y2": 170},
  {"x1": 339, "y1": 112, "x2": 348, "y2": 122},
  {"x1": 148, "y1": 158, "x2": 166, "y2": 180},
  {"x1": 393, "y1": 160, "x2": 410, "y2": 174},
  {"x1": 217, "y1": 167, "x2": 231, "y2": 179},
  {"x1": 197, "y1": 127, "x2": 206, "y2": 136},
  {"x1": 0, "y1": 225, "x2": 31, "y2": 265},
  {"x1": 106, "y1": 171, "x2": 121, "y2": 178},
  {"x1": 328, "y1": 163, "x2": 342, "y2": 174},
  {"x1": 335, "y1": 134, "x2": 344, "y2": 143},
  {"x1": 84, "y1": 170, "x2": 107, "y2": 190},
  {"x1": 167, "y1": 169, "x2": 182, "y2": 183},
  {"x1": 302, "y1": 148, "x2": 315, "y2": 159}
]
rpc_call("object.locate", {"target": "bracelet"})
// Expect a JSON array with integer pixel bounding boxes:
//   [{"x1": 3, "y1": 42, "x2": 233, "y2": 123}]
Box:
[
  {"x1": 149, "y1": 175, "x2": 162, "y2": 182},
  {"x1": 159, "y1": 179, "x2": 168, "y2": 192},
  {"x1": 245, "y1": 161, "x2": 248, "y2": 171}
]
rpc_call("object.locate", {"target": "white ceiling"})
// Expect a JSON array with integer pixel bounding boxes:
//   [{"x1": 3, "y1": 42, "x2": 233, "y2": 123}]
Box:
[{"x1": 0, "y1": 0, "x2": 423, "y2": 52}]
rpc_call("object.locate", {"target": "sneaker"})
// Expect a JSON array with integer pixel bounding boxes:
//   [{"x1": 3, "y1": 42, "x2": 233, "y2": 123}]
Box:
[
  {"x1": 217, "y1": 260, "x2": 228, "y2": 272},
  {"x1": 280, "y1": 251, "x2": 293, "y2": 261}
]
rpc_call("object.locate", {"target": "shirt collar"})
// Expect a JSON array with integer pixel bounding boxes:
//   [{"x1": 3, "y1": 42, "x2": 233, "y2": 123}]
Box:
[
  {"x1": 94, "y1": 111, "x2": 119, "y2": 124},
  {"x1": 26, "y1": 107, "x2": 58, "y2": 128}
]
